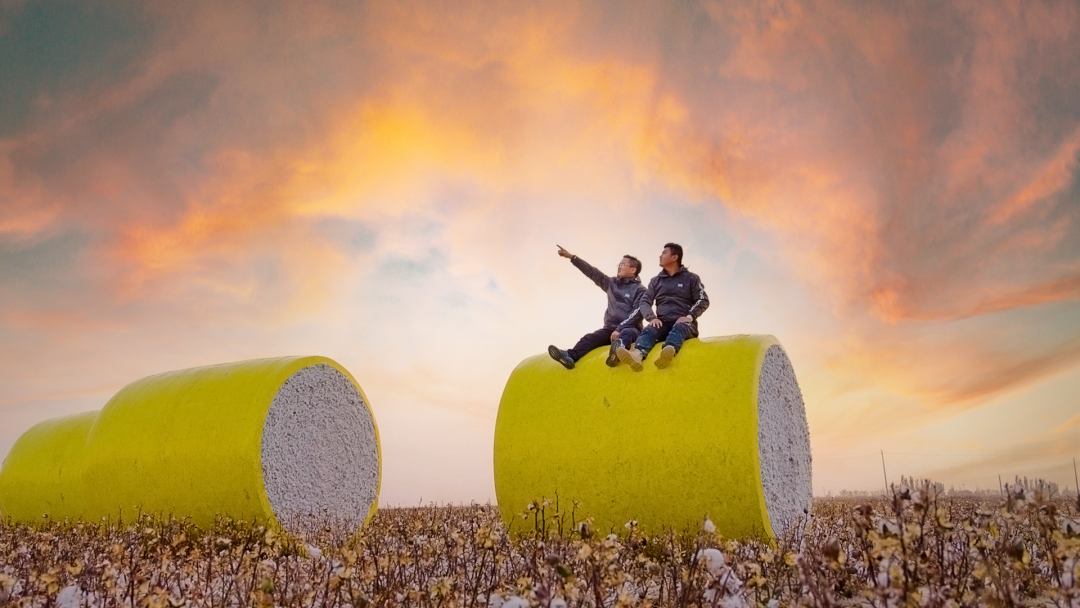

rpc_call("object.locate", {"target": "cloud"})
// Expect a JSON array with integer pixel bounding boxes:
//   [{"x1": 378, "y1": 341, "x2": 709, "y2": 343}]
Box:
[
  {"x1": 1055, "y1": 413, "x2": 1080, "y2": 434},
  {"x1": 3, "y1": 0, "x2": 1080, "y2": 499},
  {"x1": 596, "y1": 1, "x2": 1080, "y2": 326},
  {"x1": 925, "y1": 434, "x2": 1079, "y2": 486}
]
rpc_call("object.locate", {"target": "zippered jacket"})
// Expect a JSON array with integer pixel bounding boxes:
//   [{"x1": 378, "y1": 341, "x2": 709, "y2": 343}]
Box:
[
  {"x1": 639, "y1": 266, "x2": 709, "y2": 324},
  {"x1": 571, "y1": 256, "x2": 646, "y2": 331}
]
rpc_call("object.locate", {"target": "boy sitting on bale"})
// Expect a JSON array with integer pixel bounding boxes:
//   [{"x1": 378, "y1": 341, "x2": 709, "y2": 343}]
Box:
[{"x1": 548, "y1": 246, "x2": 646, "y2": 369}]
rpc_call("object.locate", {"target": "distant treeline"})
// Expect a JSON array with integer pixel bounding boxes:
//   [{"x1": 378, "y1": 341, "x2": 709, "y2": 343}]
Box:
[{"x1": 824, "y1": 475, "x2": 1075, "y2": 498}]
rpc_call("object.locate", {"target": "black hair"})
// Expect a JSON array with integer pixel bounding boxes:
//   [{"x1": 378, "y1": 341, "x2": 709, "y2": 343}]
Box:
[
  {"x1": 622, "y1": 255, "x2": 642, "y2": 277},
  {"x1": 664, "y1": 242, "x2": 683, "y2": 265}
]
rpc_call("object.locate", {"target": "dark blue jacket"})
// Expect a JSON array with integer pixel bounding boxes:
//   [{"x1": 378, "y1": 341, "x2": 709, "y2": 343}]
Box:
[
  {"x1": 639, "y1": 265, "x2": 709, "y2": 325},
  {"x1": 571, "y1": 256, "x2": 646, "y2": 331}
]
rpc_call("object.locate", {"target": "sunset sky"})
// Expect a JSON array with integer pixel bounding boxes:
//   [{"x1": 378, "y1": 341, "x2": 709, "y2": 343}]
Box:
[{"x1": 1, "y1": 0, "x2": 1078, "y2": 505}]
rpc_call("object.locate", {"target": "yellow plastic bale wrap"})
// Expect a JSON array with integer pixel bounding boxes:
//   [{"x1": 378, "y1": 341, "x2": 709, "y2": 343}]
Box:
[
  {"x1": 494, "y1": 335, "x2": 811, "y2": 540},
  {"x1": 0, "y1": 356, "x2": 381, "y2": 531}
]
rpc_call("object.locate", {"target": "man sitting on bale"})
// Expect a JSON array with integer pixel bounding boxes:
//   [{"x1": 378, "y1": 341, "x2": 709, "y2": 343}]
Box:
[
  {"x1": 548, "y1": 245, "x2": 646, "y2": 369},
  {"x1": 617, "y1": 242, "x2": 709, "y2": 371}
]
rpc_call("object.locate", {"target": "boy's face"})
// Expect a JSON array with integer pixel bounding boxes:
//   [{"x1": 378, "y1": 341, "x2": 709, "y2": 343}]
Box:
[{"x1": 616, "y1": 257, "x2": 637, "y2": 278}]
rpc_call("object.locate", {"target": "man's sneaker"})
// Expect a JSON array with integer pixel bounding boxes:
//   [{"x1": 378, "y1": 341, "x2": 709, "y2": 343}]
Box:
[
  {"x1": 654, "y1": 345, "x2": 677, "y2": 369},
  {"x1": 616, "y1": 345, "x2": 644, "y2": 372},
  {"x1": 548, "y1": 345, "x2": 575, "y2": 369},
  {"x1": 606, "y1": 340, "x2": 622, "y2": 367}
]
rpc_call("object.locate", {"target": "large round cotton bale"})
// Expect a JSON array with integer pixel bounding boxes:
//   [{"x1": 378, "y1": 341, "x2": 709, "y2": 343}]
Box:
[
  {"x1": 493, "y1": 335, "x2": 811, "y2": 540},
  {"x1": 0, "y1": 356, "x2": 380, "y2": 533}
]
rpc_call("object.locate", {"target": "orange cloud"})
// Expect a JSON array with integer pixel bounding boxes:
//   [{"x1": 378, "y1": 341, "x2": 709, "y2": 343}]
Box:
[
  {"x1": 2, "y1": 0, "x2": 1079, "y2": 449},
  {"x1": 620, "y1": 1, "x2": 1080, "y2": 331},
  {"x1": 1055, "y1": 413, "x2": 1080, "y2": 434},
  {"x1": 991, "y1": 126, "x2": 1080, "y2": 225}
]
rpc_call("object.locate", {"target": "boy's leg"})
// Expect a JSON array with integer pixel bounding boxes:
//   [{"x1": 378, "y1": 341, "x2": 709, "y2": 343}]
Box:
[
  {"x1": 567, "y1": 327, "x2": 615, "y2": 361},
  {"x1": 618, "y1": 327, "x2": 640, "y2": 347},
  {"x1": 607, "y1": 327, "x2": 640, "y2": 367}
]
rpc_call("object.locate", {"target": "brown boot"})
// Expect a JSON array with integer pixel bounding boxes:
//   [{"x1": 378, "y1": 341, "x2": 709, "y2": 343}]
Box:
[
  {"x1": 616, "y1": 345, "x2": 644, "y2": 372},
  {"x1": 654, "y1": 345, "x2": 676, "y2": 369}
]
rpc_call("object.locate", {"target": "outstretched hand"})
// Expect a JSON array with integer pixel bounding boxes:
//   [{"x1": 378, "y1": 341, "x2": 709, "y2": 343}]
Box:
[{"x1": 557, "y1": 245, "x2": 573, "y2": 259}]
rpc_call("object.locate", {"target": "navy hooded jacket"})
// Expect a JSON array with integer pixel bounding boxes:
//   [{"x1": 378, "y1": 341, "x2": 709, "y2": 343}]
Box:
[
  {"x1": 570, "y1": 256, "x2": 646, "y2": 331},
  {"x1": 639, "y1": 265, "x2": 709, "y2": 325}
]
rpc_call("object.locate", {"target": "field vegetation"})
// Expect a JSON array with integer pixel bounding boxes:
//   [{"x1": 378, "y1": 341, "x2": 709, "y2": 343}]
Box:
[{"x1": 2, "y1": 482, "x2": 1078, "y2": 607}]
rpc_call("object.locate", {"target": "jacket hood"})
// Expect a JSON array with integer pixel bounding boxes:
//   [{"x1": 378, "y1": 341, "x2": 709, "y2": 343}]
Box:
[{"x1": 660, "y1": 265, "x2": 688, "y2": 277}]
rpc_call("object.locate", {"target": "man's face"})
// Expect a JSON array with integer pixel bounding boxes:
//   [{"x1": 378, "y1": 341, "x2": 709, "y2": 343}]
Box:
[
  {"x1": 616, "y1": 258, "x2": 637, "y2": 278},
  {"x1": 659, "y1": 247, "x2": 678, "y2": 267}
]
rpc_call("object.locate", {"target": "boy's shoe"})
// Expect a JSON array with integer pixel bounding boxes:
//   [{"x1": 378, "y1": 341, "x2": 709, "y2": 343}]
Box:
[
  {"x1": 654, "y1": 345, "x2": 677, "y2": 369},
  {"x1": 548, "y1": 345, "x2": 575, "y2": 369},
  {"x1": 606, "y1": 340, "x2": 622, "y2": 367},
  {"x1": 616, "y1": 345, "x2": 644, "y2": 372}
]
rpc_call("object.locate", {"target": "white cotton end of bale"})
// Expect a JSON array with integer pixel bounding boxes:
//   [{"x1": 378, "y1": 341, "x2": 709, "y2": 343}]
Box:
[
  {"x1": 261, "y1": 364, "x2": 379, "y2": 531},
  {"x1": 757, "y1": 345, "x2": 813, "y2": 535}
]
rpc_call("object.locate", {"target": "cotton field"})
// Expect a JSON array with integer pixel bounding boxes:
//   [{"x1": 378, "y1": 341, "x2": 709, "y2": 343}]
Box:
[{"x1": 2, "y1": 484, "x2": 1078, "y2": 607}]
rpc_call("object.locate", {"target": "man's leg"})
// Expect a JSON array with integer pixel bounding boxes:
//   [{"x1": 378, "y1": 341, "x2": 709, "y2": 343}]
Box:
[
  {"x1": 619, "y1": 324, "x2": 669, "y2": 371},
  {"x1": 655, "y1": 321, "x2": 698, "y2": 369},
  {"x1": 664, "y1": 321, "x2": 698, "y2": 352},
  {"x1": 632, "y1": 326, "x2": 658, "y2": 358}
]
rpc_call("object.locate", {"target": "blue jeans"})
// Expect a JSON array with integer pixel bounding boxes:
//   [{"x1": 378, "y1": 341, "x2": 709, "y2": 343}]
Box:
[
  {"x1": 567, "y1": 327, "x2": 641, "y2": 361},
  {"x1": 635, "y1": 319, "x2": 698, "y2": 358}
]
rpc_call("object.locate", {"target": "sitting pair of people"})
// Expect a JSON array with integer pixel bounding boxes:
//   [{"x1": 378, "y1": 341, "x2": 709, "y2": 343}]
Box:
[{"x1": 548, "y1": 242, "x2": 709, "y2": 371}]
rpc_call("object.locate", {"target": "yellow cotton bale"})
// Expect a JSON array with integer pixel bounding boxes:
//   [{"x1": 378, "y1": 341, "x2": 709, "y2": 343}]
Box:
[
  {"x1": 0, "y1": 356, "x2": 381, "y2": 532},
  {"x1": 493, "y1": 335, "x2": 811, "y2": 540}
]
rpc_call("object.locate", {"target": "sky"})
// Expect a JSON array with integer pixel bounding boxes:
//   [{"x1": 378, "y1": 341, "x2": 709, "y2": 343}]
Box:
[{"x1": 1, "y1": 0, "x2": 1078, "y2": 505}]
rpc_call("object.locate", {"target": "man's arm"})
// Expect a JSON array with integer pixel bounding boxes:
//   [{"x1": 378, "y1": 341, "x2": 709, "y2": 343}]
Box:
[
  {"x1": 639, "y1": 278, "x2": 661, "y2": 327},
  {"x1": 685, "y1": 274, "x2": 710, "y2": 321}
]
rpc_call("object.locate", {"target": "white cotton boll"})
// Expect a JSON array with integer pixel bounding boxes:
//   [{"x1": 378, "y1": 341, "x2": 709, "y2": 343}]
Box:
[
  {"x1": 876, "y1": 571, "x2": 891, "y2": 588},
  {"x1": 305, "y1": 544, "x2": 322, "y2": 559},
  {"x1": 722, "y1": 594, "x2": 750, "y2": 608},
  {"x1": 873, "y1": 517, "x2": 901, "y2": 536},
  {"x1": 487, "y1": 593, "x2": 504, "y2": 608},
  {"x1": 56, "y1": 585, "x2": 81, "y2": 608},
  {"x1": 704, "y1": 518, "x2": 716, "y2": 533},
  {"x1": 1060, "y1": 517, "x2": 1080, "y2": 537},
  {"x1": 697, "y1": 548, "x2": 726, "y2": 576},
  {"x1": 1061, "y1": 558, "x2": 1075, "y2": 588},
  {"x1": 767, "y1": 599, "x2": 780, "y2": 608},
  {"x1": 550, "y1": 599, "x2": 568, "y2": 608},
  {"x1": 502, "y1": 596, "x2": 530, "y2": 608}
]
